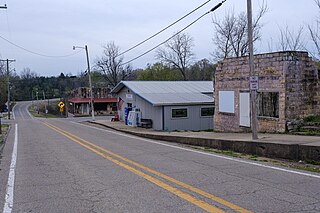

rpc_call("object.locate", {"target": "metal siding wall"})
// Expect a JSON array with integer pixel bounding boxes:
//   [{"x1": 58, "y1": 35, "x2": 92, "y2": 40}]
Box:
[
  {"x1": 164, "y1": 105, "x2": 214, "y2": 131},
  {"x1": 135, "y1": 95, "x2": 163, "y2": 130},
  {"x1": 116, "y1": 86, "x2": 213, "y2": 131},
  {"x1": 117, "y1": 87, "x2": 136, "y2": 121},
  {"x1": 117, "y1": 89, "x2": 127, "y2": 121}
]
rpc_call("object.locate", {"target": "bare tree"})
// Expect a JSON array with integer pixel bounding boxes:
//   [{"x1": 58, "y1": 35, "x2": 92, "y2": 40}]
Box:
[
  {"x1": 20, "y1": 67, "x2": 38, "y2": 80},
  {"x1": 95, "y1": 42, "x2": 132, "y2": 87},
  {"x1": 278, "y1": 25, "x2": 305, "y2": 51},
  {"x1": 156, "y1": 32, "x2": 194, "y2": 80},
  {"x1": 308, "y1": 0, "x2": 320, "y2": 58},
  {"x1": 212, "y1": 2, "x2": 267, "y2": 60}
]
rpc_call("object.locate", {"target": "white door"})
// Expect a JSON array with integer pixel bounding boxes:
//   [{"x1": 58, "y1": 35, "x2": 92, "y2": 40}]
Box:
[{"x1": 240, "y1": 92, "x2": 250, "y2": 127}]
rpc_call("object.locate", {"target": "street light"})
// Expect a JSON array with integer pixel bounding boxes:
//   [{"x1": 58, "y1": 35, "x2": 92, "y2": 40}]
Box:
[{"x1": 73, "y1": 45, "x2": 95, "y2": 121}]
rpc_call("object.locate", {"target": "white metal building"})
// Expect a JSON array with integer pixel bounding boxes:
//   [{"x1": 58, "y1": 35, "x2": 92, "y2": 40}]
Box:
[{"x1": 111, "y1": 81, "x2": 214, "y2": 131}]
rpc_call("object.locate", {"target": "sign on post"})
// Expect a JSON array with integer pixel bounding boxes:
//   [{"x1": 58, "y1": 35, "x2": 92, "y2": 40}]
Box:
[
  {"x1": 58, "y1": 101, "x2": 65, "y2": 108},
  {"x1": 58, "y1": 101, "x2": 65, "y2": 113},
  {"x1": 250, "y1": 76, "x2": 259, "y2": 90}
]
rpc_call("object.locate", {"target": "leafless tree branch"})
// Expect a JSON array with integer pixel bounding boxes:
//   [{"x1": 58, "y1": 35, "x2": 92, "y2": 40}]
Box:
[
  {"x1": 212, "y1": 1, "x2": 267, "y2": 61},
  {"x1": 307, "y1": 0, "x2": 320, "y2": 58},
  {"x1": 95, "y1": 42, "x2": 132, "y2": 87},
  {"x1": 155, "y1": 32, "x2": 194, "y2": 80}
]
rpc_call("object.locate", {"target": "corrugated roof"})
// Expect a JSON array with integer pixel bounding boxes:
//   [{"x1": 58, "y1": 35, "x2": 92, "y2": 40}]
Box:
[{"x1": 112, "y1": 81, "x2": 214, "y2": 106}]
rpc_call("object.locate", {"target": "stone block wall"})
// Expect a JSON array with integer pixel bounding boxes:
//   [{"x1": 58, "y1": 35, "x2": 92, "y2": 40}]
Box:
[
  {"x1": 214, "y1": 51, "x2": 320, "y2": 133},
  {"x1": 285, "y1": 52, "x2": 320, "y2": 119}
]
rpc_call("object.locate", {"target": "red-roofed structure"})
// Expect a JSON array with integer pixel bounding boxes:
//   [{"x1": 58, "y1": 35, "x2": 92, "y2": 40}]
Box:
[{"x1": 68, "y1": 87, "x2": 117, "y2": 116}]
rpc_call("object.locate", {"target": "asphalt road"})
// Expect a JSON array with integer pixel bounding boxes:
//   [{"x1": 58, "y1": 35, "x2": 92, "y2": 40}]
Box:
[{"x1": 0, "y1": 101, "x2": 320, "y2": 212}]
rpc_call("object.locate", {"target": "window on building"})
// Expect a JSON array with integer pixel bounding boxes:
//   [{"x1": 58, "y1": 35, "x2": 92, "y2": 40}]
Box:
[
  {"x1": 201, "y1": 107, "x2": 214, "y2": 117},
  {"x1": 258, "y1": 92, "x2": 279, "y2": 118},
  {"x1": 172, "y1": 108, "x2": 188, "y2": 118},
  {"x1": 218, "y1": 91, "x2": 235, "y2": 113}
]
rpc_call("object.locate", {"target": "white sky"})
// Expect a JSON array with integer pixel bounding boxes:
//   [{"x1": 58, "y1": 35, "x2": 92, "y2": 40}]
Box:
[{"x1": 0, "y1": 0, "x2": 318, "y2": 76}]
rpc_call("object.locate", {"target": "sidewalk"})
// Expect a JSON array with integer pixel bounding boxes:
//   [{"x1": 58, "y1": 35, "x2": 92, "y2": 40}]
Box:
[{"x1": 91, "y1": 120, "x2": 320, "y2": 161}]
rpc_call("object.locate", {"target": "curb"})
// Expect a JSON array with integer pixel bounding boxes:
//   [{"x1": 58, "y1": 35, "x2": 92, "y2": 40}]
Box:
[{"x1": 89, "y1": 122, "x2": 320, "y2": 162}]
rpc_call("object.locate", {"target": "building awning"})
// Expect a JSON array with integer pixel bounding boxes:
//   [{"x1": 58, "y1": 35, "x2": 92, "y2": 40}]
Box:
[
  {"x1": 94, "y1": 98, "x2": 117, "y2": 103},
  {"x1": 68, "y1": 98, "x2": 117, "y2": 104}
]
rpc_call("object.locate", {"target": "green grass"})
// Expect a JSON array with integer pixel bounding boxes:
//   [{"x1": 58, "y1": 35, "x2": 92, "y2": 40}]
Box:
[
  {"x1": 305, "y1": 160, "x2": 320, "y2": 166},
  {"x1": 190, "y1": 146, "x2": 240, "y2": 157},
  {"x1": 187, "y1": 145, "x2": 320, "y2": 173},
  {"x1": 1, "y1": 124, "x2": 9, "y2": 128},
  {"x1": 303, "y1": 115, "x2": 320, "y2": 123},
  {"x1": 28, "y1": 106, "x2": 63, "y2": 118}
]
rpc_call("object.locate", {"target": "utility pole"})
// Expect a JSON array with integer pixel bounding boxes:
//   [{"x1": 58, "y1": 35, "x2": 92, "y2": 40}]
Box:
[
  {"x1": 0, "y1": 59, "x2": 15, "y2": 120},
  {"x1": 43, "y1": 91, "x2": 47, "y2": 118},
  {"x1": 0, "y1": 4, "x2": 7, "y2": 132},
  {"x1": 36, "y1": 89, "x2": 39, "y2": 114},
  {"x1": 85, "y1": 45, "x2": 95, "y2": 121},
  {"x1": 31, "y1": 90, "x2": 34, "y2": 107},
  {"x1": 73, "y1": 45, "x2": 95, "y2": 121},
  {"x1": 247, "y1": 0, "x2": 258, "y2": 140}
]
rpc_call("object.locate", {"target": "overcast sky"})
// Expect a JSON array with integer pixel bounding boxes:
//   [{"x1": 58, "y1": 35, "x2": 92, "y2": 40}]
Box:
[{"x1": 0, "y1": 0, "x2": 318, "y2": 77}]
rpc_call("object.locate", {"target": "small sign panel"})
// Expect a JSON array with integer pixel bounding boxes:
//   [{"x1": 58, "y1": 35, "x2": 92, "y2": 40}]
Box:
[
  {"x1": 250, "y1": 76, "x2": 259, "y2": 90},
  {"x1": 126, "y1": 94, "x2": 133, "y2": 100},
  {"x1": 58, "y1": 101, "x2": 65, "y2": 108}
]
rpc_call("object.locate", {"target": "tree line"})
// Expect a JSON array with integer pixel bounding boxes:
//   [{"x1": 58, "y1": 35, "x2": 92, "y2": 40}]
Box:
[{"x1": 0, "y1": 56, "x2": 216, "y2": 110}]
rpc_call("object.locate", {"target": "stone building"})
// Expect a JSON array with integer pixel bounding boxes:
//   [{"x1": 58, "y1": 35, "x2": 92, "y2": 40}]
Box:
[
  {"x1": 68, "y1": 87, "x2": 117, "y2": 115},
  {"x1": 214, "y1": 51, "x2": 320, "y2": 133}
]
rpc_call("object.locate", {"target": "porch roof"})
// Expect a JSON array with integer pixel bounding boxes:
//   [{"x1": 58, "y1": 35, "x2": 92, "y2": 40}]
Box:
[{"x1": 68, "y1": 98, "x2": 117, "y2": 104}]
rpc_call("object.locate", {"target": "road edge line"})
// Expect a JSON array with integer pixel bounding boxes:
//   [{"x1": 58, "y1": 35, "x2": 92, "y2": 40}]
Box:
[{"x1": 2, "y1": 124, "x2": 18, "y2": 213}]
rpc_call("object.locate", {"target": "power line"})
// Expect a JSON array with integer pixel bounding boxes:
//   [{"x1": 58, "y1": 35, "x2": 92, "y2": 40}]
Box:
[
  {"x1": 117, "y1": 0, "x2": 212, "y2": 57},
  {"x1": 0, "y1": 34, "x2": 82, "y2": 58},
  {"x1": 120, "y1": 0, "x2": 227, "y2": 66}
]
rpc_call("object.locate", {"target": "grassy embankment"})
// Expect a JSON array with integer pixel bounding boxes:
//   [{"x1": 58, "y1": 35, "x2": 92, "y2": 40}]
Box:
[{"x1": 28, "y1": 101, "x2": 65, "y2": 118}]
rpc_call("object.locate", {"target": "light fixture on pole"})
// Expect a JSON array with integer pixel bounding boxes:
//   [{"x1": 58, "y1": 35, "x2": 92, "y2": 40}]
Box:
[
  {"x1": 73, "y1": 45, "x2": 95, "y2": 121},
  {"x1": 247, "y1": 0, "x2": 258, "y2": 139}
]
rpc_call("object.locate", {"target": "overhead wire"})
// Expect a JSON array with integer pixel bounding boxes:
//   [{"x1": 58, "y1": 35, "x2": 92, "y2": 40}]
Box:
[
  {"x1": 120, "y1": 0, "x2": 227, "y2": 66},
  {"x1": 0, "y1": 34, "x2": 83, "y2": 58},
  {"x1": 117, "y1": 0, "x2": 212, "y2": 57}
]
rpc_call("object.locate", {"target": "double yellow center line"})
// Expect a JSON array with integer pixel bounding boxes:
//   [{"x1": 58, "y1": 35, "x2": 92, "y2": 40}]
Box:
[{"x1": 43, "y1": 122, "x2": 251, "y2": 213}]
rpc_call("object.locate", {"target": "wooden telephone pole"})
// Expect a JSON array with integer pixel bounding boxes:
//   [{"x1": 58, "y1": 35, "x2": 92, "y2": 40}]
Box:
[
  {"x1": 0, "y1": 59, "x2": 16, "y2": 120},
  {"x1": 247, "y1": 0, "x2": 258, "y2": 139}
]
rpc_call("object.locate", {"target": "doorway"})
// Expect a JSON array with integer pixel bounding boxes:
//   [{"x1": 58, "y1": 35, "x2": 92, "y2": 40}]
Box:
[{"x1": 240, "y1": 92, "x2": 250, "y2": 127}]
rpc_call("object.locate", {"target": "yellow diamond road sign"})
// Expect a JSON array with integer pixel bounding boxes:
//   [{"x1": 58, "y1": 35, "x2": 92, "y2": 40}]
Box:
[{"x1": 58, "y1": 101, "x2": 65, "y2": 108}]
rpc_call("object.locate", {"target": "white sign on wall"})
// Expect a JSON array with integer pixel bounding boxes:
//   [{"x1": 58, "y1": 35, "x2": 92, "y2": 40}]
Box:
[
  {"x1": 126, "y1": 94, "x2": 133, "y2": 100},
  {"x1": 218, "y1": 91, "x2": 235, "y2": 113}
]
